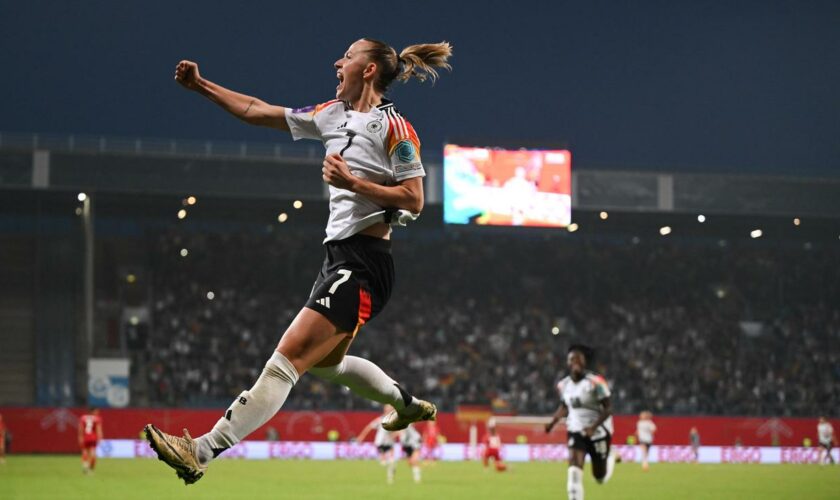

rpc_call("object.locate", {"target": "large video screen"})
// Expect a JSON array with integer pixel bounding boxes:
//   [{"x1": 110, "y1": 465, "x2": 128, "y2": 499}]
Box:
[{"x1": 443, "y1": 145, "x2": 572, "y2": 227}]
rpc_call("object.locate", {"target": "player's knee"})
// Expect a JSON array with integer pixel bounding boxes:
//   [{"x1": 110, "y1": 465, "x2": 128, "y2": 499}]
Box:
[{"x1": 252, "y1": 354, "x2": 299, "y2": 389}]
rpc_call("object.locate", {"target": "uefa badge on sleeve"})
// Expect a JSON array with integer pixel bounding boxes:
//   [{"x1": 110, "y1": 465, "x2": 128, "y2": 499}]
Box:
[{"x1": 396, "y1": 140, "x2": 416, "y2": 163}]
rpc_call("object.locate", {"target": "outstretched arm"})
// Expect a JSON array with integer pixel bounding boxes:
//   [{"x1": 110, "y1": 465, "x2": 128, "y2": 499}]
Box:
[
  {"x1": 356, "y1": 417, "x2": 382, "y2": 442},
  {"x1": 175, "y1": 60, "x2": 289, "y2": 131}
]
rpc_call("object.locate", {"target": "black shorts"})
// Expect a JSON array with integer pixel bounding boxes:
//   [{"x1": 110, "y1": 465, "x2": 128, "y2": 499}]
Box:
[
  {"x1": 821, "y1": 442, "x2": 833, "y2": 451},
  {"x1": 305, "y1": 234, "x2": 394, "y2": 334},
  {"x1": 402, "y1": 445, "x2": 415, "y2": 456},
  {"x1": 568, "y1": 430, "x2": 612, "y2": 467},
  {"x1": 377, "y1": 445, "x2": 393, "y2": 453}
]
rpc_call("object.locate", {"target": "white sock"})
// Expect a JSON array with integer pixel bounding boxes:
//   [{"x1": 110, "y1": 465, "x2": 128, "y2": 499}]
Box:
[
  {"x1": 568, "y1": 466, "x2": 584, "y2": 500},
  {"x1": 309, "y1": 356, "x2": 419, "y2": 413},
  {"x1": 196, "y1": 352, "x2": 298, "y2": 464},
  {"x1": 598, "y1": 452, "x2": 616, "y2": 484},
  {"x1": 386, "y1": 456, "x2": 396, "y2": 484},
  {"x1": 412, "y1": 464, "x2": 421, "y2": 483}
]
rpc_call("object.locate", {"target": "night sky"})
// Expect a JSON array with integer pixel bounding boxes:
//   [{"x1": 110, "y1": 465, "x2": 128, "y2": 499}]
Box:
[{"x1": 1, "y1": 0, "x2": 838, "y2": 176}]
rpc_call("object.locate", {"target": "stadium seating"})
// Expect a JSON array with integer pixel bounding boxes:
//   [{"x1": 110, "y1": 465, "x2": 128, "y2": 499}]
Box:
[{"x1": 134, "y1": 227, "x2": 840, "y2": 417}]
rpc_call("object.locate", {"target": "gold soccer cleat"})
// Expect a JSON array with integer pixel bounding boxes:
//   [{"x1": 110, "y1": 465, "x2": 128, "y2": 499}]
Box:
[
  {"x1": 144, "y1": 424, "x2": 207, "y2": 485},
  {"x1": 381, "y1": 399, "x2": 437, "y2": 431}
]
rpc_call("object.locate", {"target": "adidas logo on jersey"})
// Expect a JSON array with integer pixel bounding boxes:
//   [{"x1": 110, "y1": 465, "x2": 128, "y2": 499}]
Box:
[{"x1": 315, "y1": 297, "x2": 331, "y2": 309}]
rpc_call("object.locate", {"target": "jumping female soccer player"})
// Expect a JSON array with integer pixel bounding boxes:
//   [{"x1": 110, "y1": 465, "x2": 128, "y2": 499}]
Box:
[
  {"x1": 545, "y1": 345, "x2": 616, "y2": 500},
  {"x1": 145, "y1": 38, "x2": 452, "y2": 485}
]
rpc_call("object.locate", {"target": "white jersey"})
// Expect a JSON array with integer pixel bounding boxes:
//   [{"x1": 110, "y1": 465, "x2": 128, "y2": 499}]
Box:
[
  {"x1": 400, "y1": 425, "x2": 422, "y2": 449},
  {"x1": 557, "y1": 372, "x2": 613, "y2": 438},
  {"x1": 285, "y1": 99, "x2": 425, "y2": 242},
  {"x1": 818, "y1": 422, "x2": 834, "y2": 444},
  {"x1": 637, "y1": 420, "x2": 657, "y2": 444},
  {"x1": 374, "y1": 426, "x2": 395, "y2": 448}
]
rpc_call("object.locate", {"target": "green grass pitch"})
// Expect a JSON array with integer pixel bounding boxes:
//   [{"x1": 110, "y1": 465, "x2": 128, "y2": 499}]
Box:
[{"x1": 2, "y1": 456, "x2": 839, "y2": 499}]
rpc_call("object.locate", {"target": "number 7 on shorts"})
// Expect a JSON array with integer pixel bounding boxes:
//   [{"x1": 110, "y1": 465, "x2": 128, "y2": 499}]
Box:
[{"x1": 329, "y1": 269, "x2": 352, "y2": 294}]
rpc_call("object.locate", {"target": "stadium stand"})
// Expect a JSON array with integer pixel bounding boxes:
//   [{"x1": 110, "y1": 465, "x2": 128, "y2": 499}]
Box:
[{"x1": 135, "y1": 226, "x2": 840, "y2": 417}]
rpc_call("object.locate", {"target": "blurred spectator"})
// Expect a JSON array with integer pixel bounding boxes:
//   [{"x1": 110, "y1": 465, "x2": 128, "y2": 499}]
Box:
[{"x1": 134, "y1": 227, "x2": 840, "y2": 417}]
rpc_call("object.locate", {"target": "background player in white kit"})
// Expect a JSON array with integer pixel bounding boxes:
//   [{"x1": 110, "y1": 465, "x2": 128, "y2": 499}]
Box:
[
  {"x1": 145, "y1": 38, "x2": 452, "y2": 485},
  {"x1": 398, "y1": 424, "x2": 423, "y2": 483},
  {"x1": 357, "y1": 406, "x2": 421, "y2": 484},
  {"x1": 817, "y1": 416, "x2": 835, "y2": 465},
  {"x1": 357, "y1": 405, "x2": 398, "y2": 466},
  {"x1": 636, "y1": 411, "x2": 657, "y2": 471},
  {"x1": 545, "y1": 345, "x2": 616, "y2": 500}
]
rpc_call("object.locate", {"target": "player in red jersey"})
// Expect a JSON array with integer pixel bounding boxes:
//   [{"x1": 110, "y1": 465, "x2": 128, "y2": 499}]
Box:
[
  {"x1": 78, "y1": 408, "x2": 103, "y2": 474},
  {"x1": 422, "y1": 420, "x2": 440, "y2": 463},
  {"x1": 482, "y1": 419, "x2": 507, "y2": 472},
  {"x1": 0, "y1": 413, "x2": 7, "y2": 465}
]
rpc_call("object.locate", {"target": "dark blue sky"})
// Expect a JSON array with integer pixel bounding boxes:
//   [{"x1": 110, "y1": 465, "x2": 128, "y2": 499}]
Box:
[{"x1": 1, "y1": 0, "x2": 838, "y2": 175}]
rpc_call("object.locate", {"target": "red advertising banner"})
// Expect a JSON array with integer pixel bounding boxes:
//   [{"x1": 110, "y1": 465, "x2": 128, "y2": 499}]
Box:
[{"x1": 0, "y1": 407, "x2": 834, "y2": 454}]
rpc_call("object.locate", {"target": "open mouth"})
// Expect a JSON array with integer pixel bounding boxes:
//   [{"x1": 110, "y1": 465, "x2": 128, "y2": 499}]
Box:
[{"x1": 336, "y1": 71, "x2": 344, "y2": 92}]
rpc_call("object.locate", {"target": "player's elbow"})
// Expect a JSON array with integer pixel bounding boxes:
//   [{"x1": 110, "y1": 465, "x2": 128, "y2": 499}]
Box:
[
  {"x1": 395, "y1": 193, "x2": 423, "y2": 214},
  {"x1": 405, "y1": 188, "x2": 424, "y2": 214},
  {"x1": 397, "y1": 178, "x2": 423, "y2": 214},
  {"x1": 405, "y1": 198, "x2": 423, "y2": 215}
]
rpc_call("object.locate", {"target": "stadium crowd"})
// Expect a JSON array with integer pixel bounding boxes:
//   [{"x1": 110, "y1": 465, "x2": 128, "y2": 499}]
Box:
[{"x1": 135, "y1": 226, "x2": 840, "y2": 417}]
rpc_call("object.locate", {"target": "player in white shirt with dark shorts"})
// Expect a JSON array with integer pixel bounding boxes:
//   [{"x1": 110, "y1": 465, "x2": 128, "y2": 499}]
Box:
[
  {"x1": 817, "y1": 416, "x2": 835, "y2": 465},
  {"x1": 398, "y1": 424, "x2": 423, "y2": 483},
  {"x1": 356, "y1": 405, "x2": 398, "y2": 464},
  {"x1": 145, "y1": 38, "x2": 453, "y2": 485},
  {"x1": 546, "y1": 345, "x2": 616, "y2": 500}
]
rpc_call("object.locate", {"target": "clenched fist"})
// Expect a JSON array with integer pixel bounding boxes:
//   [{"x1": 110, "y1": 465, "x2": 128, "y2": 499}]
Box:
[
  {"x1": 174, "y1": 60, "x2": 202, "y2": 91},
  {"x1": 322, "y1": 153, "x2": 358, "y2": 191}
]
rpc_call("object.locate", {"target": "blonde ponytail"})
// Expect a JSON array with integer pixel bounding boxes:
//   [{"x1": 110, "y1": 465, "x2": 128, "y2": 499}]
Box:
[
  {"x1": 363, "y1": 38, "x2": 453, "y2": 92},
  {"x1": 397, "y1": 42, "x2": 453, "y2": 84}
]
